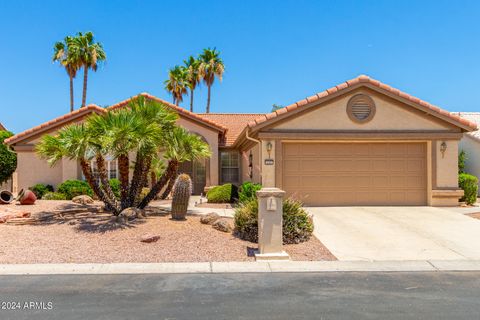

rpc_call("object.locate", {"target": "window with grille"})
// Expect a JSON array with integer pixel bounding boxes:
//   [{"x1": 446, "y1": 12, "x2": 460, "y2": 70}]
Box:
[{"x1": 220, "y1": 151, "x2": 239, "y2": 183}]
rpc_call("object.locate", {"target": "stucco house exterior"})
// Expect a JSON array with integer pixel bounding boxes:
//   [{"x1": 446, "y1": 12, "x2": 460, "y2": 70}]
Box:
[
  {"x1": 452, "y1": 112, "x2": 480, "y2": 193},
  {"x1": 5, "y1": 75, "x2": 477, "y2": 206}
]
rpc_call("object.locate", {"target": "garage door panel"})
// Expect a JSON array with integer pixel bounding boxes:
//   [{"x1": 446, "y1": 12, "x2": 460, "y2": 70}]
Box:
[{"x1": 282, "y1": 142, "x2": 427, "y2": 206}]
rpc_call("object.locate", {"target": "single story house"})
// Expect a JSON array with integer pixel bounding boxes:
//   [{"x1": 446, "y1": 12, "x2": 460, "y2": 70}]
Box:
[
  {"x1": 5, "y1": 75, "x2": 477, "y2": 206},
  {"x1": 452, "y1": 112, "x2": 480, "y2": 192}
]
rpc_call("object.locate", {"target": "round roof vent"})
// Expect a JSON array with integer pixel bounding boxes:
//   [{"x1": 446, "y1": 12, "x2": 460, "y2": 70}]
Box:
[{"x1": 347, "y1": 94, "x2": 376, "y2": 123}]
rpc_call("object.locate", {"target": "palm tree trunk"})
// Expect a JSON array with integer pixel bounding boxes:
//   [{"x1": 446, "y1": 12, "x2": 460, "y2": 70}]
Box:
[
  {"x1": 128, "y1": 153, "x2": 152, "y2": 207},
  {"x1": 118, "y1": 154, "x2": 130, "y2": 209},
  {"x1": 96, "y1": 154, "x2": 120, "y2": 211},
  {"x1": 80, "y1": 158, "x2": 119, "y2": 215},
  {"x1": 206, "y1": 84, "x2": 211, "y2": 113},
  {"x1": 190, "y1": 88, "x2": 194, "y2": 112},
  {"x1": 69, "y1": 74, "x2": 74, "y2": 112},
  {"x1": 137, "y1": 161, "x2": 176, "y2": 209},
  {"x1": 150, "y1": 172, "x2": 157, "y2": 188},
  {"x1": 81, "y1": 67, "x2": 88, "y2": 108},
  {"x1": 160, "y1": 163, "x2": 178, "y2": 199}
]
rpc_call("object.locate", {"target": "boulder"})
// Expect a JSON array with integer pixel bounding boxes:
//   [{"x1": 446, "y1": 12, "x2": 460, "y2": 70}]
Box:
[
  {"x1": 200, "y1": 212, "x2": 220, "y2": 225},
  {"x1": 117, "y1": 207, "x2": 146, "y2": 223},
  {"x1": 140, "y1": 234, "x2": 160, "y2": 243},
  {"x1": 72, "y1": 195, "x2": 94, "y2": 205},
  {"x1": 212, "y1": 218, "x2": 233, "y2": 233}
]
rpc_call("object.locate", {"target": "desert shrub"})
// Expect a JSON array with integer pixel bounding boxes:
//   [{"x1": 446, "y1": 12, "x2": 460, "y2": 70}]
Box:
[
  {"x1": 238, "y1": 182, "x2": 262, "y2": 203},
  {"x1": 42, "y1": 192, "x2": 67, "y2": 200},
  {"x1": 234, "y1": 197, "x2": 314, "y2": 244},
  {"x1": 57, "y1": 180, "x2": 93, "y2": 200},
  {"x1": 29, "y1": 183, "x2": 54, "y2": 199},
  {"x1": 207, "y1": 183, "x2": 238, "y2": 203},
  {"x1": 0, "y1": 130, "x2": 17, "y2": 185},
  {"x1": 459, "y1": 173, "x2": 478, "y2": 205},
  {"x1": 108, "y1": 178, "x2": 120, "y2": 199},
  {"x1": 459, "y1": 150, "x2": 467, "y2": 174}
]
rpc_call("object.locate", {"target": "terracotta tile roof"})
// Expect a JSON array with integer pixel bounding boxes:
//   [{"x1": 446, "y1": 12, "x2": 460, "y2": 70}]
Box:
[
  {"x1": 199, "y1": 113, "x2": 265, "y2": 147},
  {"x1": 5, "y1": 105, "x2": 106, "y2": 145},
  {"x1": 452, "y1": 112, "x2": 480, "y2": 142},
  {"x1": 246, "y1": 75, "x2": 478, "y2": 132},
  {"x1": 108, "y1": 93, "x2": 227, "y2": 132}
]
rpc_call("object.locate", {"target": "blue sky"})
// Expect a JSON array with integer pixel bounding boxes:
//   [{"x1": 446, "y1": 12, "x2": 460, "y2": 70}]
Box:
[{"x1": 1, "y1": 0, "x2": 479, "y2": 133}]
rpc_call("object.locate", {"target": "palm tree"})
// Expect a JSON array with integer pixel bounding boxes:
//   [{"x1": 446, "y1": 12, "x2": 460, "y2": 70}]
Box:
[
  {"x1": 69, "y1": 32, "x2": 106, "y2": 108},
  {"x1": 138, "y1": 127, "x2": 211, "y2": 209},
  {"x1": 198, "y1": 48, "x2": 225, "y2": 113},
  {"x1": 52, "y1": 36, "x2": 80, "y2": 112},
  {"x1": 164, "y1": 66, "x2": 188, "y2": 106},
  {"x1": 36, "y1": 124, "x2": 120, "y2": 214},
  {"x1": 184, "y1": 56, "x2": 201, "y2": 112}
]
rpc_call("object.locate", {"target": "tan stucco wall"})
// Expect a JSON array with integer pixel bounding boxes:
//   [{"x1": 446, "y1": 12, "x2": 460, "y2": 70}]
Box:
[
  {"x1": 275, "y1": 91, "x2": 452, "y2": 131},
  {"x1": 261, "y1": 140, "x2": 276, "y2": 187},
  {"x1": 15, "y1": 151, "x2": 64, "y2": 191},
  {"x1": 240, "y1": 144, "x2": 261, "y2": 184},
  {"x1": 459, "y1": 135, "x2": 480, "y2": 193},
  {"x1": 435, "y1": 140, "x2": 459, "y2": 188},
  {"x1": 176, "y1": 118, "x2": 219, "y2": 186}
]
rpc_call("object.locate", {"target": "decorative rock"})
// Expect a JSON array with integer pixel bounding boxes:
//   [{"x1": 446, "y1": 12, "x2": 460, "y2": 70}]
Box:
[
  {"x1": 212, "y1": 218, "x2": 233, "y2": 233},
  {"x1": 117, "y1": 207, "x2": 146, "y2": 223},
  {"x1": 200, "y1": 212, "x2": 220, "y2": 225},
  {"x1": 72, "y1": 195, "x2": 94, "y2": 205},
  {"x1": 140, "y1": 234, "x2": 160, "y2": 243}
]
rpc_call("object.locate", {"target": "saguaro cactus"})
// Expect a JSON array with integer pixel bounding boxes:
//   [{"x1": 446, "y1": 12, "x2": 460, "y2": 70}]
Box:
[{"x1": 171, "y1": 174, "x2": 192, "y2": 220}]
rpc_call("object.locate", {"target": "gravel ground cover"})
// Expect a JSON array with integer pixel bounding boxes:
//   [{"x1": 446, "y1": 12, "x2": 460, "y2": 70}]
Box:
[{"x1": 0, "y1": 200, "x2": 336, "y2": 263}]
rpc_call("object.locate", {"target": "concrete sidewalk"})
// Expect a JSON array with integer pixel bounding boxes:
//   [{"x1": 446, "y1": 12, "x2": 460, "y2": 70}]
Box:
[{"x1": 2, "y1": 260, "x2": 480, "y2": 275}]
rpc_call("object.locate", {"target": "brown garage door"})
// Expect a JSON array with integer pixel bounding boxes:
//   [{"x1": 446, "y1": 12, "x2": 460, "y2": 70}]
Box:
[{"x1": 282, "y1": 142, "x2": 427, "y2": 206}]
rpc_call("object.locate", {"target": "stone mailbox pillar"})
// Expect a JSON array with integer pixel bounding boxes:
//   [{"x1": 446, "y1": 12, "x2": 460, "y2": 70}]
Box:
[{"x1": 255, "y1": 187, "x2": 290, "y2": 261}]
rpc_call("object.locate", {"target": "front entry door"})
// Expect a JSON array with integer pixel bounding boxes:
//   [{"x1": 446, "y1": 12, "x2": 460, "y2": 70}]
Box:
[{"x1": 178, "y1": 159, "x2": 207, "y2": 195}]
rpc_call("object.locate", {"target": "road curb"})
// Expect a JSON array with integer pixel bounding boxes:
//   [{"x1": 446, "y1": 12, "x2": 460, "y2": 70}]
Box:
[{"x1": 1, "y1": 260, "x2": 480, "y2": 275}]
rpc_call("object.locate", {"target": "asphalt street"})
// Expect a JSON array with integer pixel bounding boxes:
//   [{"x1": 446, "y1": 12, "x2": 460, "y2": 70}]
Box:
[{"x1": 0, "y1": 271, "x2": 479, "y2": 319}]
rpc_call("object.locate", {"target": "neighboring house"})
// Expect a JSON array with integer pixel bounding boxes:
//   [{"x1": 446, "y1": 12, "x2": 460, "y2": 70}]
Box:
[
  {"x1": 0, "y1": 122, "x2": 5, "y2": 131},
  {"x1": 5, "y1": 75, "x2": 477, "y2": 206},
  {"x1": 452, "y1": 112, "x2": 480, "y2": 191}
]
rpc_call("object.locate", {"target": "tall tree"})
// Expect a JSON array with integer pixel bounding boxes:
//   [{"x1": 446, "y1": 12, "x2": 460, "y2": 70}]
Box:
[
  {"x1": 164, "y1": 66, "x2": 188, "y2": 106},
  {"x1": 69, "y1": 32, "x2": 106, "y2": 108},
  {"x1": 52, "y1": 36, "x2": 80, "y2": 112},
  {"x1": 184, "y1": 56, "x2": 200, "y2": 112},
  {"x1": 198, "y1": 48, "x2": 225, "y2": 113}
]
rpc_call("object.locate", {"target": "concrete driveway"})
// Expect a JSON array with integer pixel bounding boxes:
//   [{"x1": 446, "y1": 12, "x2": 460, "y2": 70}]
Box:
[{"x1": 308, "y1": 206, "x2": 480, "y2": 261}]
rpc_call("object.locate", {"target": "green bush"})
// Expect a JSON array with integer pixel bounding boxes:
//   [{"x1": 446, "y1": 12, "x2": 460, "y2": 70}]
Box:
[
  {"x1": 459, "y1": 150, "x2": 467, "y2": 174},
  {"x1": 0, "y1": 130, "x2": 17, "y2": 185},
  {"x1": 459, "y1": 173, "x2": 478, "y2": 205},
  {"x1": 42, "y1": 192, "x2": 67, "y2": 200},
  {"x1": 57, "y1": 180, "x2": 93, "y2": 200},
  {"x1": 29, "y1": 183, "x2": 54, "y2": 199},
  {"x1": 108, "y1": 178, "x2": 120, "y2": 199},
  {"x1": 207, "y1": 183, "x2": 238, "y2": 203},
  {"x1": 238, "y1": 182, "x2": 262, "y2": 203},
  {"x1": 234, "y1": 197, "x2": 314, "y2": 244}
]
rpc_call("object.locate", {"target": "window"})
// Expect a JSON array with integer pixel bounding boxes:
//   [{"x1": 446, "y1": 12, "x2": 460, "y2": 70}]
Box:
[
  {"x1": 347, "y1": 94, "x2": 376, "y2": 123},
  {"x1": 220, "y1": 151, "x2": 239, "y2": 183},
  {"x1": 84, "y1": 156, "x2": 118, "y2": 182}
]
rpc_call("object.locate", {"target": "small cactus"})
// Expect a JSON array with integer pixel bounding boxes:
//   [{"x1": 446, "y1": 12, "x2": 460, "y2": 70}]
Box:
[{"x1": 171, "y1": 174, "x2": 192, "y2": 220}]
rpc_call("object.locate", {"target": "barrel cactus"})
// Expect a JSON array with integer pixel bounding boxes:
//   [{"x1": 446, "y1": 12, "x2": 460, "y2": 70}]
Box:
[{"x1": 171, "y1": 174, "x2": 192, "y2": 220}]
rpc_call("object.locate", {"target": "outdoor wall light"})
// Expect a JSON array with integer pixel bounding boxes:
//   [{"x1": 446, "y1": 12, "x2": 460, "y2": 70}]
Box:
[
  {"x1": 440, "y1": 141, "x2": 447, "y2": 158},
  {"x1": 266, "y1": 141, "x2": 273, "y2": 158}
]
